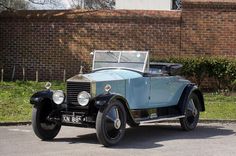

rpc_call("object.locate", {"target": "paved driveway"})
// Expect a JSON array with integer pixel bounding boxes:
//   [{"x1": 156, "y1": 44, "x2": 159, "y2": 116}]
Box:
[{"x1": 0, "y1": 123, "x2": 236, "y2": 156}]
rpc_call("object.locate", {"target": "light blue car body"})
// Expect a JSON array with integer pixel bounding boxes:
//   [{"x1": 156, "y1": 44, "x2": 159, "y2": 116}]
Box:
[
  {"x1": 30, "y1": 50, "x2": 204, "y2": 147},
  {"x1": 83, "y1": 69, "x2": 190, "y2": 109}
]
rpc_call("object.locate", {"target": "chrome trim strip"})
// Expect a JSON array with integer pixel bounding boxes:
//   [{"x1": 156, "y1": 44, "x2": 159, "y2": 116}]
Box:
[
  {"x1": 140, "y1": 115, "x2": 185, "y2": 124},
  {"x1": 142, "y1": 51, "x2": 149, "y2": 73},
  {"x1": 118, "y1": 51, "x2": 122, "y2": 63},
  {"x1": 92, "y1": 50, "x2": 95, "y2": 71},
  {"x1": 91, "y1": 82, "x2": 96, "y2": 97},
  {"x1": 92, "y1": 67, "x2": 144, "y2": 73}
]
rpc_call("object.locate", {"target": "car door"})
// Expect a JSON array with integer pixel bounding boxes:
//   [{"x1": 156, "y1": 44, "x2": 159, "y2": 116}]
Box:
[
  {"x1": 126, "y1": 77, "x2": 150, "y2": 109},
  {"x1": 149, "y1": 76, "x2": 187, "y2": 108}
]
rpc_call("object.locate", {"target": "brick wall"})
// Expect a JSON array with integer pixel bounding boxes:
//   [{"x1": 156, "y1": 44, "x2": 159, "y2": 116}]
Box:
[
  {"x1": 0, "y1": 10, "x2": 181, "y2": 81},
  {"x1": 181, "y1": 0, "x2": 236, "y2": 56},
  {"x1": 0, "y1": 0, "x2": 236, "y2": 81}
]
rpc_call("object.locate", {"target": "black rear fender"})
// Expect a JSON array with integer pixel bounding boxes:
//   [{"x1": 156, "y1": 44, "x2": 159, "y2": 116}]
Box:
[
  {"x1": 178, "y1": 84, "x2": 205, "y2": 114},
  {"x1": 192, "y1": 89, "x2": 205, "y2": 111}
]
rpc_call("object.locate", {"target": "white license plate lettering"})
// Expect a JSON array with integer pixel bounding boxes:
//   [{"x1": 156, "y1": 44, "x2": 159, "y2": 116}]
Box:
[{"x1": 62, "y1": 115, "x2": 81, "y2": 124}]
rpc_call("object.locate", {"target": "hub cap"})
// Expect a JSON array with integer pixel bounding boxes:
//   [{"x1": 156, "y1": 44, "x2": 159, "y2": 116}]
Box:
[{"x1": 114, "y1": 119, "x2": 121, "y2": 129}]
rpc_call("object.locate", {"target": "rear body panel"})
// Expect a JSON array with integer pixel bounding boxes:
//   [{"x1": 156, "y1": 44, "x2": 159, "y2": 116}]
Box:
[{"x1": 149, "y1": 76, "x2": 190, "y2": 108}]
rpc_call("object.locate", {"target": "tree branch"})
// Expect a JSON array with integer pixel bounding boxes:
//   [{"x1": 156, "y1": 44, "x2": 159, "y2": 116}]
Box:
[{"x1": 0, "y1": 2, "x2": 14, "y2": 11}]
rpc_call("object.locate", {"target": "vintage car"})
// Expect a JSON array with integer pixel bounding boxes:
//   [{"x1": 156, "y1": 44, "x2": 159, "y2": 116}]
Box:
[{"x1": 30, "y1": 50, "x2": 205, "y2": 146}]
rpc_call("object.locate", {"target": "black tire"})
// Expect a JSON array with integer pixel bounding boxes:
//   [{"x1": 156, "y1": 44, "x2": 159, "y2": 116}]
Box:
[
  {"x1": 180, "y1": 92, "x2": 200, "y2": 131},
  {"x1": 32, "y1": 102, "x2": 61, "y2": 140},
  {"x1": 96, "y1": 100, "x2": 127, "y2": 147}
]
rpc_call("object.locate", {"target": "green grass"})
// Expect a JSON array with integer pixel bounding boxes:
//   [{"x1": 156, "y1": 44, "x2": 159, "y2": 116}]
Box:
[
  {"x1": 201, "y1": 93, "x2": 236, "y2": 120},
  {"x1": 0, "y1": 81, "x2": 236, "y2": 122},
  {"x1": 0, "y1": 81, "x2": 65, "y2": 122}
]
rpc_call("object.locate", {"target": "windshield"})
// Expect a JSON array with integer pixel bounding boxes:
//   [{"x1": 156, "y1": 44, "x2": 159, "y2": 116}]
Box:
[{"x1": 92, "y1": 50, "x2": 149, "y2": 73}]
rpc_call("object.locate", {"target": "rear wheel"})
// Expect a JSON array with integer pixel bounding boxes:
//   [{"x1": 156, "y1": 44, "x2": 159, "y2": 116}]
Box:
[
  {"x1": 32, "y1": 101, "x2": 61, "y2": 140},
  {"x1": 96, "y1": 100, "x2": 127, "y2": 147},
  {"x1": 180, "y1": 93, "x2": 200, "y2": 131}
]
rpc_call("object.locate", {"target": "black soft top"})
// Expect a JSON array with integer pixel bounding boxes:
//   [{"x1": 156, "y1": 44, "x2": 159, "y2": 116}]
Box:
[{"x1": 149, "y1": 62, "x2": 183, "y2": 76}]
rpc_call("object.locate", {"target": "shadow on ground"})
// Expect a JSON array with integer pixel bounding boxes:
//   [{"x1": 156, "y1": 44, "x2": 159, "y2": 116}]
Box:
[{"x1": 52, "y1": 123, "x2": 235, "y2": 149}]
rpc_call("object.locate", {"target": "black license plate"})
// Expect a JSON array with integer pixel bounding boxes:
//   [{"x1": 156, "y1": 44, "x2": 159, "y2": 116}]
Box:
[{"x1": 62, "y1": 115, "x2": 82, "y2": 124}]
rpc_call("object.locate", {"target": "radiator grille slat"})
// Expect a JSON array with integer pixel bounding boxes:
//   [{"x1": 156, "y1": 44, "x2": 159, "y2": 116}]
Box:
[{"x1": 67, "y1": 81, "x2": 91, "y2": 105}]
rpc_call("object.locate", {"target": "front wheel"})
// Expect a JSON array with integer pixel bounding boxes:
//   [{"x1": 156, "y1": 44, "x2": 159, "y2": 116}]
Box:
[
  {"x1": 180, "y1": 93, "x2": 200, "y2": 131},
  {"x1": 32, "y1": 102, "x2": 61, "y2": 140},
  {"x1": 96, "y1": 100, "x2": 127, "y2": 147}
]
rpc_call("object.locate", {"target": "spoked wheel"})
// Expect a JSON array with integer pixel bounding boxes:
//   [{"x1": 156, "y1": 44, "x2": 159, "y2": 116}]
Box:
[
  {"x1": 32, "y1": 102, "x2": 61, "y2": 140},
  {"x1": 96, "y1": 100, "x2": 127, "y2": 147},
  {"x1": 180, "y1": 93, "x2": 200, "y2": 131}
]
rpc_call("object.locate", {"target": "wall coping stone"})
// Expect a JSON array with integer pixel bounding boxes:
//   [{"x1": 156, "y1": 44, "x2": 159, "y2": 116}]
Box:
[{"x1": 183, "y1": 0, "x2": 236, "y2": 11}]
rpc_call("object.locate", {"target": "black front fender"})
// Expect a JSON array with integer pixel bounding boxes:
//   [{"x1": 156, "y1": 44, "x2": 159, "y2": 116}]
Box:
[
  {"x1": 94, "y1": 93, "x2": 128, "y2": 110},
  {"x1": 30, "y1": 90, "x2": 53, "y2": 105},
  {"x1": 178, "y1": 84, "x2": 205, "y2": 114},
  {"x1": 94, "y1": 93, "x2": 138, "y2": 125}
]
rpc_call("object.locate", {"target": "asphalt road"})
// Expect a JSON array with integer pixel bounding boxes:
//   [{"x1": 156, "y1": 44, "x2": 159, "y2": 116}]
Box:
[{"x1": 0, "y1": 123, "x2": 236, "y2": 156}]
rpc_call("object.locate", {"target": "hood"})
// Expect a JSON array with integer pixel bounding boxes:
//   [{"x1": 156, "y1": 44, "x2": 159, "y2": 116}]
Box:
[{"x1": 67, "y1": 69, "x2": 142, "y2": 82}]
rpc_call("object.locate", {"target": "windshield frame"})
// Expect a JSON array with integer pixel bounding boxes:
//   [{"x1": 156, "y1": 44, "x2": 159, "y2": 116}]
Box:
[{"x1": 92, "y1": 50, "x2": 149, "y2": 73}]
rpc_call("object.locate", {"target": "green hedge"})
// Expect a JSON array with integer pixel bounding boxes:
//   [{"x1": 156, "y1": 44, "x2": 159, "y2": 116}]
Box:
[{"x1": 151, "y1": 57, "x2": 236, "y2": 91}]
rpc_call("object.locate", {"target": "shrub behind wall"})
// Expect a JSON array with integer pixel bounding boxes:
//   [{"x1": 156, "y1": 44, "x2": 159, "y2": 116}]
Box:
[{"x1": 151, "y1": 57, "x2": 236, "y2": 92}]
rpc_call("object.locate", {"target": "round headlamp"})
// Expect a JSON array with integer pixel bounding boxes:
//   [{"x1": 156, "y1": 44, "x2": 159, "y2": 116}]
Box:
[
  {"x1": 77, "y1": 91, "x2": 91, "y2": 106},
  {"x1": 52, "y1": 90, "x2": 65, "y2": 105}
]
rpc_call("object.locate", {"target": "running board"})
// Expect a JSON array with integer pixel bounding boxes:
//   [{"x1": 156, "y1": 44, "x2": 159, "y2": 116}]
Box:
[{"x1": 139, "y1": 115, "x2": 185, "y2": 124}]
